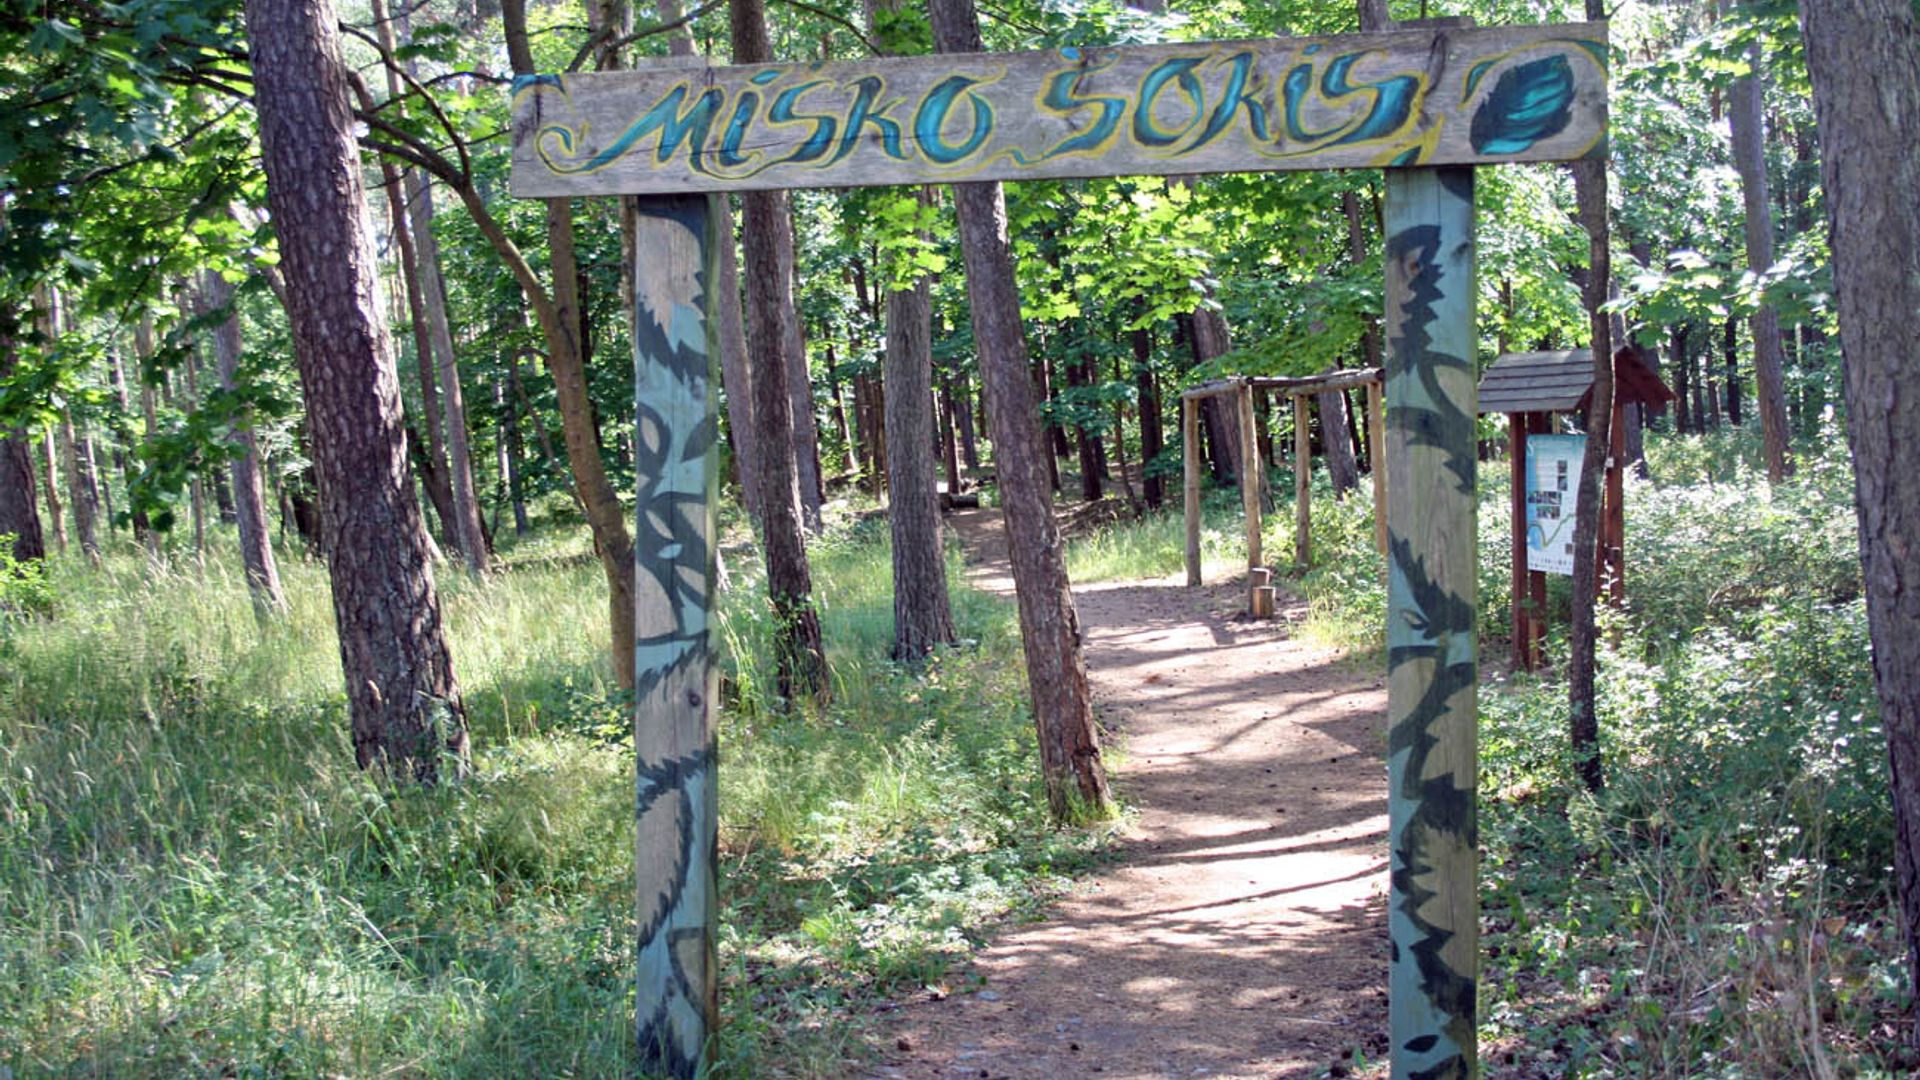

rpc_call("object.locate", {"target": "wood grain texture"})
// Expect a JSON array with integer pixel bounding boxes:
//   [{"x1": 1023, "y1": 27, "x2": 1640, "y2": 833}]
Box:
[
  {"x1": 512, "y1": 22, "x2": 1607, "y2": 195},
  {"x1": 628, "y1": 195, "x2": 720, "y2": 1079},
  {"x1": 1382, "y1": 166, "x2": 1478, "y2": 1079}
]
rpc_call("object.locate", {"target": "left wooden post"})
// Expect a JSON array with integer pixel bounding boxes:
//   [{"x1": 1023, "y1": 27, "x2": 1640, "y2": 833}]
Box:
[{"x1": 630, "y1": 193, "x2": 721, "y2": 1078}]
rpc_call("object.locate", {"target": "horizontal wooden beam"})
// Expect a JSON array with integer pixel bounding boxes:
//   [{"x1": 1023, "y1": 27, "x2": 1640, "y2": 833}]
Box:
[
  {"x1": 511, "y1": 23, "x2": 1607, "y2": 196},
  {"x1": 1183, "y1": 367, "x2": 1383, "y2": 402}
]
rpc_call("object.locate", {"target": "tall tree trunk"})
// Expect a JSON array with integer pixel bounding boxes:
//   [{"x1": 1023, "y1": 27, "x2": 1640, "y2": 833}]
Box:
[
  {"x1": 503, "y1": 0, "x2": 640, "y2": 691},
  {"x1": 882, "y1": 200, "x2": 957, "y2": 659},
  {"x1": 0, "y1": 321, "x2": 44, "y2": 566},
  {"x1": 247, "y1": 0, "x2": 468, "y2": 781},
  {"x1": 405, "y1": 172, "x2": 492, "y2": 573},
  {"x1": 1566, "y1": 0, "x2": 1612, "y2": 796},
  {"x1": 955, "y1": 367, "x2": 981, "y2": 469},
  {"x1": 786, "y1": 244, "x2": 825, "y2": 528},
  {"x1": 930, "y1": 0, "x2": 1113, "y2": 822},
  {"x1": 366, "y1": 0, "x2": 459, "y2": 555},
  {"x1": 939, "y1": 371, "x2": 963, "y2": 495},
  {"x1": 1722, "y1": 317, "x2": 1742, "y2": 426},
  {"x1": 184, "y1": 343, "x2": 207, "y2": 558},
  {"x1": 202, "y1": 271, "x2": 289, "y2": 616},
  {"x1": 715, "y1": 200, "x2": 762, "y2": 520},
  {"x1": 1069, "y1": 351, "x2": 1104, "y2": 501},
  {"x1": 1800, "y1": 0, "x2": 1920, "y2": 1040},
  {"x1": 1726, "y1": 2, "x2": 1795, "y2": 482},
  {"x1": 108, "y1": 346, "x2": 137, "y2": 538},
  {"x1": 501, "y1": 367, "x2": 530, "y2": 534},
  {"x1": 135, "y1": 319, "x2": 163, "y2": 559},
  {"x1": 41, "y1": 290, "x2": 100, "y2": 563},
  {"x1": 1134, "y1": 324, "x2": 1164, "y2": 509},
  {"x1": 732, "y1": 0, "x2": 828, "y2": 703},
  {"x1": 39, "y1": 430, "x2": 64, "y2": 554},
  {"x1": 1671, "y1": 323, "x2": 1692, "y2": 433}
]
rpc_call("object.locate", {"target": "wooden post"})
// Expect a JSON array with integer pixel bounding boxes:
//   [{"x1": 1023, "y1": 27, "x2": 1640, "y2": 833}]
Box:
[
  {"x1": 1238, "y1": 382, "x2": 1263, "y2": 572},
  {"x1": 1508, "y1": 412, "x2": 1530, "y2": 671},
  {"x1": 1293, "y1": 393, "x2": 1312, "y2": 570},
  {"x1": 1248, "y1": 566, "x2": 1276, "y2": 618},
  {"x1": 630, "y1": 194, "x2": 720, "y2": 1079},
  {"x1": 1383, "y1": 165, "x2": 1478, "y2": 1079},
  {"x1": 1184, "y1": 394, "x2": 1201, "y2": 586},
  {"x1": 1368, "y1": 378, "x2": 1387, "y2": 557},
  {"x1": 1528, "y1": 412, "x2": 1549, "y2": 664}
]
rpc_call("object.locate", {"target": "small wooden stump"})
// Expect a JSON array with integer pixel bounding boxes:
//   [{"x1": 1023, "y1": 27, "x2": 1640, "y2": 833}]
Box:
[{"x1": 1248, "y1": 566, "x2": 1276, "y2": 619}]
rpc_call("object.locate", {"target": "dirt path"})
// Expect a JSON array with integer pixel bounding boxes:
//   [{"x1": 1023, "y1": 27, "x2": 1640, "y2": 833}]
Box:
[{"x1": 870, "y1": 506, "x2": 1391, "y2": 1080}]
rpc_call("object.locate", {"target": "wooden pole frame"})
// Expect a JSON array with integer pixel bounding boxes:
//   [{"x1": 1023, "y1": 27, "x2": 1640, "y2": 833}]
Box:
[
  {"x1": 1293, "y1": 393, "x2": 1311, "y2": 570},
  {"x1": 506, "y1": 20, "x2": 1608, "y2": 1076}
]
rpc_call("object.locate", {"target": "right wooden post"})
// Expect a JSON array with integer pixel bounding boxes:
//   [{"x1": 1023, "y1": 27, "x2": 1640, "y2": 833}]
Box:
[
  {"x1": 1508, "y1": 411, "x2": 1532, "y2": 671},
  {"x1": 1383, "y1": 165, "x2": 1479, "y2": 1079},
  {"x1": 1183, "y1": 394, "x2": 1201, "y2": 586}
]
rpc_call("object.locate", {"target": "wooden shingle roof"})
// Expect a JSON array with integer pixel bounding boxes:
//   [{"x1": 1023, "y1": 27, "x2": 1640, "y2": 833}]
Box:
[{"x1": 1477, "y1": 347, "x2": 1675, "y2": 415}]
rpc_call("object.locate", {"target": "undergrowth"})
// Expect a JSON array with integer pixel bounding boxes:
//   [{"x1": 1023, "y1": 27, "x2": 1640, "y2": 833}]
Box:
[
  {"x1": 0, "y1": 512, "x2": 1099, "y2": 1078},
  {"x1": 1064, "y1": 429, "x2": 1907, "y2": 1076}
]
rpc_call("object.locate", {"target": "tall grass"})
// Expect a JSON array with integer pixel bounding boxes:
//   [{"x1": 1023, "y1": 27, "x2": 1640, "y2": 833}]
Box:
[{"x1": 0, "y1": 516, "x2": 1097, "y2": 1078}]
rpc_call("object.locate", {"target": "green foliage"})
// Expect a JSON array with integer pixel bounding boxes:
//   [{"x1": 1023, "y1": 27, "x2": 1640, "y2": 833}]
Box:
[{"x1": 0, "y1": 518, "x2": 1101, "y2": 1078}]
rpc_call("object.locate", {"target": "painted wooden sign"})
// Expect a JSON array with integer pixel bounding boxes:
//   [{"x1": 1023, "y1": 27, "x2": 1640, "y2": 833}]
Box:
[{"x1": 511, "y1": 22, "x2": 1606, "y2": 196}]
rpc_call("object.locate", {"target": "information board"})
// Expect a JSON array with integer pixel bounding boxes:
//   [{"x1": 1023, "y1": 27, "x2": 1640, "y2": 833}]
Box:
[{"x1": 1525, "y1": 434, "x2": 1585, "y2": 575}]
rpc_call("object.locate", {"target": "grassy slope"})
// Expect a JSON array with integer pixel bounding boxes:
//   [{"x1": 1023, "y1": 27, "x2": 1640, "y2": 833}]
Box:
[{"x1": 0, "y1": 513, "x2": 1101, "y2": 1078}]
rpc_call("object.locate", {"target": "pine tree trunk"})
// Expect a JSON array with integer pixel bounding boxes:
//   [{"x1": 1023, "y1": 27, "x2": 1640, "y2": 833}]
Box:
[
  {"x1": 38, "y1": 429, "x2": 64, "y2": 554},
  {"x1": 955, "y1": 368, "x2": 981, "y2": 469},
  {"x1": 247, "y1": 0, "x2": 468, "y2": 781},
  {"x1": 203, "y1": 271, "x2": 289, "y2": 615},
  {"x1": 882, "y1": 201, "x2": 957, "y2": 660},
  {"x1": 732, "y1": 0, "x2": 829, "y2": 704},
  {"x1": 1726, "y1": 2, "x2": 1795, "y2": 482},
  {"x1": 1317, "y1": 373, "x2": 1361, "y2": 497},
  {"x1": 0, "y1": 322, "x2": 44, "y2": 565},
  {"x1": 1134, "y1": 325, "x2": 1164, "y2": 509},
  {"x1": 1799, "y1": 0, "x2": 1920, "y2": 1039},
  {"x1": 929, "y1": 0, "x2": 1112, "y2": 822},
  {"x1": 785, "y1": 243, "x2": 825, "y2": 529},
  {"x1": 406, "y1": 172, "x2": 492, "y2": 572}
]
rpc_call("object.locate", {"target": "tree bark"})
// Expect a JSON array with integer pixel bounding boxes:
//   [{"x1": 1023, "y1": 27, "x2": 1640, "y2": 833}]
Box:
[
  {"x1": 1799, "y1": 0, "x2": 1920, "y2": 1041},
  {"x1": 1566, "y1": 123, "x2": 1611, "y2": 792},
  {"x1": 39, "y1": 429, "x2": 64, "y2": 554},
  {"x1": 0, "y1": 321, "x2": 44, "y2": 566},
  {"x1": 1134, "y1": 324, "x2": 1164, "y2": 509},
  {"x1": 930, "y1": 0, "x2": 1113, "y2": 822},
  {"x1": 405, "y1": 171, "x2": 492, "y2": 573},
  {"x1": 732, "y1": 0, "x2": 828, "y2": 703},
  {"x1": 882, "y1": 204, "x2": 957, "y2": 659},
  {"x1": 202, "y1": 271, "x2": 289, "y2": 616},
  {"x1": 247, "y1": 0, "x2": 468, "y2": 782},
  {"x1": 785, "y1": 240, "x2": 825, "y2": 529},
  {"x1": 1726, "y1": 2, "x2": 1795, "y2": 482}
]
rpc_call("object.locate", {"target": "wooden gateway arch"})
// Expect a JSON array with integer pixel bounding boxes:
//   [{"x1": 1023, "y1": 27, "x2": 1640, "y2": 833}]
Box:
[{"x1": 510, "y1": 19, "x2": 1606, "y2": 1079}]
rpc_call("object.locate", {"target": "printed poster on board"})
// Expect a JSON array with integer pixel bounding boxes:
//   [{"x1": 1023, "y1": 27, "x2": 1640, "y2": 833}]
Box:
[{"x1": 1525, "y1": 434, "x2": 1587, "y2": 576}]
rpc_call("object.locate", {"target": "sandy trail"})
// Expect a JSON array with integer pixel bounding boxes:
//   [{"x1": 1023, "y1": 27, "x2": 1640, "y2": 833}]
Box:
[{"x1": 869, "y1": 506, "x2": 1391, "y2": 1079}]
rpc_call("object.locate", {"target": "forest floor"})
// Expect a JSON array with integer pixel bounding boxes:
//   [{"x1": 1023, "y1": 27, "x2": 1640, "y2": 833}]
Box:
[{"x1": 869, "y1": 505, "x2": 1393, "y2": 1080}]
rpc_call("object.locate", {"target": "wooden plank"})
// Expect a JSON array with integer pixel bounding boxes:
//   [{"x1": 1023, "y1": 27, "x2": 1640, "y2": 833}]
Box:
[
  {"x1": 1239, "y1": 383, "x2": 1263, "y2": 571},
  {"x1": 1183, "y1": 395, "x2": 1201, "y2": 586},
  {"x1": 1245, "y1": 367, "x2": 1383, "y2": 395},
  {"x1": 1383, "y1": 166, "x2": 1478, "y2": 1078},
  {"x1": 511, "y1": 23, "x2": 1608, "y2": 195},
  {"x1": 629, "y1": 194, "x2": 721, "y2": 1079},
  {"x1": 1293, "y1": 393, "x2": 1311, "y2": 569}
]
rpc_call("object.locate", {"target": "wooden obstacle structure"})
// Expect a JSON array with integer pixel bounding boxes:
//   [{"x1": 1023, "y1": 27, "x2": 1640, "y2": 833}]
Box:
[
  {"x1": 1180, "y1": 368, "x2": 1385, "y2": 611},
  {"x1": 1479, "y1": 346, "x2": 1672, "y2": 670},
  {"x1": 511, "y1": 17, "x2": 1608, "y2": 1077}
]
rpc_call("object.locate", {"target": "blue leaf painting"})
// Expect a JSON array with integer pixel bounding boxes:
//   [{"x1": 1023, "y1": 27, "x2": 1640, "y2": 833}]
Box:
[{"x1": 1469, "y1": 56, "x2": 1574, "y2": 155}]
